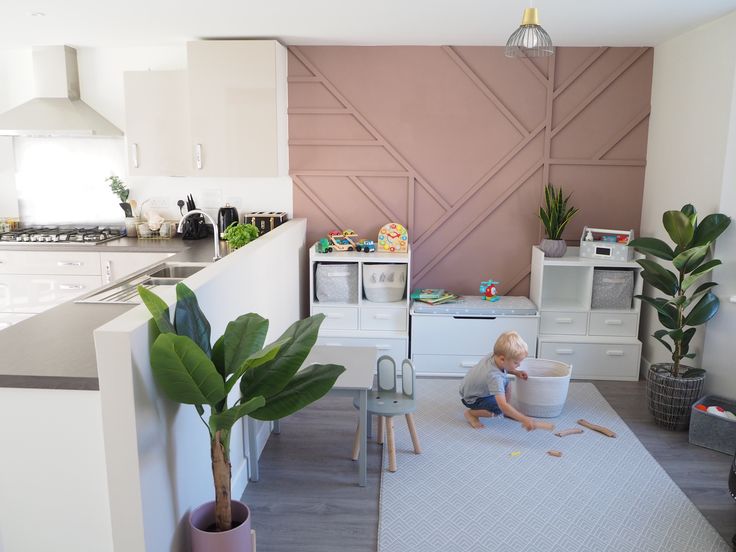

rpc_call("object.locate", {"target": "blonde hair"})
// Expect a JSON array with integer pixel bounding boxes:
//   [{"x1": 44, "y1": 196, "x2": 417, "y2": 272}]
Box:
[{"x1": 493, "y1": 331, "x2": 528, "y2": 360}]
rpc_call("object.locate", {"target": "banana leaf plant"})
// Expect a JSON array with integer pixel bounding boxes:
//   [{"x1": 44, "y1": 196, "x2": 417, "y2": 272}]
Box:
[
  {"x1": 138, "y1": 283, "x2": 344, "y2": 533},
  {"x1": 538, "y1": 183, "x2": 579, "y2": 240},
  {"x1": 629, "y1": 204, "x2": 730, "y2": 378}
]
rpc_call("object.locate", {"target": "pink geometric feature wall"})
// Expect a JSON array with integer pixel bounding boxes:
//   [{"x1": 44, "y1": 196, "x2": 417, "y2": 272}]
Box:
[{"x1": 289, "y1": 46, "x2": 653, "y2": 295}]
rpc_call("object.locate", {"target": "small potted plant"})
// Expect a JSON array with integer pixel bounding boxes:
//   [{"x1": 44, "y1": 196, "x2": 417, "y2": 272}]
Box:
[
  {"x1": 106, "y1": 175, "x2": 133, "y2": 218},
  {"x1": 138, "y1": 283, "x2": 344, "y2": 551},
  {"x1": 537, "y1": 183, "x2": 579, "y2": 257},
  {"x1": 222, "y1": 222, "x2": 260, "y2": 250},
  {"x1": 630, "y1": 204, "x2": 730, "y2": 430}
]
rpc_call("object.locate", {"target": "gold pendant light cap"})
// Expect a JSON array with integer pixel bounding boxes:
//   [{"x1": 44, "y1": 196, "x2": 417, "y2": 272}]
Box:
[{"x1": 521, "y1": 7, "x2": 540, "y2": 26}]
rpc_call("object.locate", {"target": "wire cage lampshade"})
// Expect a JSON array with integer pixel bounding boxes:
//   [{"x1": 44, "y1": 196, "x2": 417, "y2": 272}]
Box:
[{"x1": 505, "y1": 7, "x2": 555, "y2": 58}]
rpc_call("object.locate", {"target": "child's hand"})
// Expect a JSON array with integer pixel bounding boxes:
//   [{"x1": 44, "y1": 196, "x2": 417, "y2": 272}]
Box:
[
  {"x1": 522, "y1": 417, "x2": 535, "y2": 431},
  {"x1": 515, "y1": 370, "x2": 528, "y2": 380}
]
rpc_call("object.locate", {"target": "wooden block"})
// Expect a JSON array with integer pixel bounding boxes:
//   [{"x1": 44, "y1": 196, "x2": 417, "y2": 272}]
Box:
[
  {"x1": 533, "y1": 421, "x2": 555, "y2": 431},
  {"x1": 577, "y1": 418, "x2": 617, "y2": 438},
  {"x1": 555, "y1": 428, "x2": 585, "y2": 437},
  {"x1": 547, "y1": 450, "x2": 563, "y2": 457}
]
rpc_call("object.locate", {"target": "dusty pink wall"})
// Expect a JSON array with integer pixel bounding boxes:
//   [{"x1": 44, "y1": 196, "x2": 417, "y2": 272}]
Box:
[{"x1": 289, "y1": 46, "x2": 653, "y2": 295}]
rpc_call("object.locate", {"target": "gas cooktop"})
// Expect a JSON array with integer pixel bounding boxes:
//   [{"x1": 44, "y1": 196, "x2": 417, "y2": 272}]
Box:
[{"x1": 0, "y1": 226, "x2": 124, "y2": 245}]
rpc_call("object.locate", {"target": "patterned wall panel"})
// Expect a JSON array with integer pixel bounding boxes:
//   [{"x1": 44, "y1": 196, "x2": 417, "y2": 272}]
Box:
[{"x1": 289, "y1": 46, "x2": 653, "y2": 295}]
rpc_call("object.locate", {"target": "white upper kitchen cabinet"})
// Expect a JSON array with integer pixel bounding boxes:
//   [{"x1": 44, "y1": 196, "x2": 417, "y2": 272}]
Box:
[
  {"x1": 124, "y1": 71, "x2": 191, "y2": 176},
  {"x1": 186, "y1": 40, "x2": 289, "y2": 177}
]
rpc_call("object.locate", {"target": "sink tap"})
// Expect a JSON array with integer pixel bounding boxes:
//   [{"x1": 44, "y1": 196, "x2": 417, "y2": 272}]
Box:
[{"x1": 177, "y1": 210, "x2": 221, "y2": 262}]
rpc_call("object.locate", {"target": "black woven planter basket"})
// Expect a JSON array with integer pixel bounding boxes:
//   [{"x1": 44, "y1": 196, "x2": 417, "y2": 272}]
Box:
[{"x1": 646, "y1": 364, "x2": 704, "y2": 430}]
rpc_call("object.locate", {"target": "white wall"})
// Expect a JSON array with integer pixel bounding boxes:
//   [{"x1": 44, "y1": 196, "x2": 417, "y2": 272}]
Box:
[
  {"x1": 0, "y1": 45, "x2": 292, "y2": 222},
  {"x1": 640, "y1": 11, "x2": 736, "y2": 387}
]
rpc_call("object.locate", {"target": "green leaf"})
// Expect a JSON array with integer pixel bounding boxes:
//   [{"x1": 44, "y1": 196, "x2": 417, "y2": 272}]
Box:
[
  {"x1": 680, "y1": 327, "x2": 697, "y2": 356},
  {"x1": 223, "y1": 313, "x2": 269, "y2": 376},
  {"x1": 662, "y1": 210, "x2": 694, "y2": 249},
  {"x1": 138, "y1": 285, "x2": 175, "y2": 334},
  {"x1": 672, "y1": 244, "x2": 711, "y2": 275},
  {"x1": 637, "y1": 296, "x2": 675, "y2": 317},
  {"x1": 195, "y1": 404, "x2": 205, "y2": 416},
  {"x1": 652, "y1": 333, "x2": 673, "y2": 352},
  {"x1": 212, "y1": 335, "x2": 226, "y2": 377},
  {"x1": 685, "y1": 291, "x2": 720, "y2": 326},
  {"x1": 174, "y1": 283, "x2": 212, "y2": 357},
  {"x1": 637, "y1": 259, "x2": 679, "y2": 296},
  {"x1": 682, "y1": 260, "x2": 721, "y2": 291},
  {"x1": 249, "y1": 363, "x2": 345, "y2": 421},
  {"x1": 209, "y1": 396, "x2": 266, "y2": 433},
  {"x1": 692, "y1": 213, "x2": 731, "y2": 246},
  {"x1": 682, "y1": 367, "x2": 705, "y2": 378},
  {"x1": 241, "y1": 314, "x2": 326, "y2": 401},
  {"x1": 628, "y1": 237, "x2": 675, "y2": 260},
  {"x1": 225, "y1": 336, "x2": 290, "y2": 394},
  {"x1": 150, "y1": 333, "x2": 225, "y2": 406}
]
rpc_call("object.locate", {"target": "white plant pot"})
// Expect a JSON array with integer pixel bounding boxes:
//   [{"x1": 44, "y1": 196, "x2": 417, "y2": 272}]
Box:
[{"x1": 512, "y1": 358, "x2": 572, "y2": 418}]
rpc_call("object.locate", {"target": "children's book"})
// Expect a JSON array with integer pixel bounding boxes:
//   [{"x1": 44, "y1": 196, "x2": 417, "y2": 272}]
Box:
[
  {"x1": 416, "y1": 291, "x2": 460, "y2": 305},
  {"x1": 410, "y1": 288, "x2": 444, "y2": 300}
]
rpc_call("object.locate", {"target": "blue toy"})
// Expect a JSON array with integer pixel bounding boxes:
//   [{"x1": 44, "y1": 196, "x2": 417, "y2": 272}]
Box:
[{"x1": 479, "y1": 279, "x2": 500, "y2": 302}]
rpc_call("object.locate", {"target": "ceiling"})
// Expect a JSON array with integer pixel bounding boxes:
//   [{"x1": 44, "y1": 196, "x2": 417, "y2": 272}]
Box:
[{"x1": 2, "y1": 0, "x2": 736, "y2": 49}]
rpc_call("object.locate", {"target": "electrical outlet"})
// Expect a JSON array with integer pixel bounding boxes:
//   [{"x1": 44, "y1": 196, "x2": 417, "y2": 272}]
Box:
[{"x1": 148, "y1": 196, "x2": 170, "y2": 209}]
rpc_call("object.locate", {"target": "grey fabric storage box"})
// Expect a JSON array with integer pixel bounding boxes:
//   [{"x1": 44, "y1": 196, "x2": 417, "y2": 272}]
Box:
[
  {"x1": 591, "y1": 269, "x2": 634, "y2": 309},
  {"x1": 315, "y1": 263, "x2": 358, "y2": 303},
  {"x1": 689, "y1": 395, "x2": 736, "y2": 455}
]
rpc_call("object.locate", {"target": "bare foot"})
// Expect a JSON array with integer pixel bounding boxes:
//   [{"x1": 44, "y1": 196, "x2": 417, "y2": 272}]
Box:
[{"x1": 464, "y1": 410, "x2": 483, "y2": 429}]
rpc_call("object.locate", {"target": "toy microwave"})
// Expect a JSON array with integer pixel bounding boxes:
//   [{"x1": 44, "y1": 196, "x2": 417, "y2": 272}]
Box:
[{"x1": 579, "y1": 227, "x2": 635, "y2": 261}]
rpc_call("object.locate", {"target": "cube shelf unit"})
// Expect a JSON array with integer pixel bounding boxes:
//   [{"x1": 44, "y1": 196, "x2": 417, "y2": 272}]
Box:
[
  {"x1": 309, "y1": 244, "x2": 411, "y2": 365},
  {"x1": 530, "y1": 245, "x2": 643, "y2": 381}
]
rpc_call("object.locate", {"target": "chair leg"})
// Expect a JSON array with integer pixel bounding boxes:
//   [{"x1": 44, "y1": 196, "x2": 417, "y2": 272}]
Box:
[
  {"x1": 405, "y1": 413, "x2": 422, "y2": 454},
  {"x1": 376, "y1": 415, "x2": 385, "y2": 445},
  {"x1": 351, "y1": 420, "x2": 360, "y2": 461},
  {"x1": 386, "y1": 417, "x2": 397, "y2": 472}
]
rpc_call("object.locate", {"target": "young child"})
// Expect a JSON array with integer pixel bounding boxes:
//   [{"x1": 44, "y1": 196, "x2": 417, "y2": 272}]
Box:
[{"x1": 459, "y1": 331, "x2": 552, "y2": 431}]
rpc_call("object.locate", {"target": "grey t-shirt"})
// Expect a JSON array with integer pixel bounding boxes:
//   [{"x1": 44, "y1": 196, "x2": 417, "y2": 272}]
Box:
[{"x1": 459, "y1": 354, "x2": 508, "y2": 403}]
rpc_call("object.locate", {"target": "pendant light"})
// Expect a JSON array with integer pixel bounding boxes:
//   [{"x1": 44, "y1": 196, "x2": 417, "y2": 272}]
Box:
[{"x1": 505, "y1": 6, "x2": 555, "y2": 58}]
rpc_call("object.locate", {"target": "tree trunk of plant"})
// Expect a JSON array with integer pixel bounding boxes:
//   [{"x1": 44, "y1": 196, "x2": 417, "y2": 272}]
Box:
[{"x1": 211, "y1": 430, "x2": 232, "y2": 531}]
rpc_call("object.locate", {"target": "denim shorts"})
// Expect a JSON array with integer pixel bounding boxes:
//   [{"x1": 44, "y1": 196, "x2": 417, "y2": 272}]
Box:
[{"x1": 461, "y1": 395, "x2": 503, "y2": 416}]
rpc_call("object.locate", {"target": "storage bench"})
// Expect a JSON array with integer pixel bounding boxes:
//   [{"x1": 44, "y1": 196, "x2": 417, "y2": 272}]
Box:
[{"x1": 410, "y1": 296, "x2": 539, "y2": 375}]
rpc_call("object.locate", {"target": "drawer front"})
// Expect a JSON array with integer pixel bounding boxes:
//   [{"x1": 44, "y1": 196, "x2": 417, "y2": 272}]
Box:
[
  {"x1": 412, "y1": 354, "x2": 485, "y2": 375},
  {"x1": 360, "y1": 307, "x2": 407, "y2": 331},
  {"x1": 411, "y1": 315, "x2": 538, "y2": 356},
  {"x1": 588, "y1": 312, "x2": 638, "y2": 337},
  {"x1": 0, "y1": 274, "x2": 103, "y2": 313},
  {"x1": 0, "y1": 251, "x2": 101, "y2": 275},
  {"x1": 316, "y1": 335, "x2": 407, "y2": 364},
  {"x1": 539, "y1": 340, "x2": 641, "y2": 380},
  {"x1": 539, "y1": 311, "x2": 588, "y2": 335},
  {"x1": 312, "y1": 306, "x2": 358, "y2": 330}
]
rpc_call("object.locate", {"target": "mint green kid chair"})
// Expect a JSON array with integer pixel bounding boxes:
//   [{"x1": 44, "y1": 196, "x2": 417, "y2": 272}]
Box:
[{"x1": 352, "y1": 356, "x2": 422, "y2": 472}]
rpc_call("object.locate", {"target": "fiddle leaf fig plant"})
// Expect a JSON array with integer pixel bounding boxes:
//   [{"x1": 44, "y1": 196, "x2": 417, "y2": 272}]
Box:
[
  {"x1": 629, "y1": 204, "x2": 730, "y2": 378},
  {"x1": 138, "y1": 283, "x2": 344, "y2": 533}
]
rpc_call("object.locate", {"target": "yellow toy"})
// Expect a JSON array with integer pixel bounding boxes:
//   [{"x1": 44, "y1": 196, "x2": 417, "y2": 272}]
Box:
[{"x1": 377, "y1": 223, "x2": 408, "y2": 253}]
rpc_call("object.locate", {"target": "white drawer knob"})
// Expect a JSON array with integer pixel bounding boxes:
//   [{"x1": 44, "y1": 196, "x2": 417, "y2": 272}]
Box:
[
  {"x1": 604, "y1": 319, "x2": 623, "y2": 325},
  {"x1": 555, "y1": 318, "x2": 573, "y2": 324},
  {"x1": 374, "y1": 314, "x2": 391, "y2": 320},
  {"x1": 57, "y1": 261, "x2": 82, "y2": 266},
  {"x1": 555, "y1": 348, "x2": 574, "y2": 355},
  {"x1": 606, "y1": 350, "x2": 624, "y2": 356},
  {"x1": 460, "y1": 361, "x2": 476, "y2": 367},
  {"x1": 376, "y1": 344, "x2": 391, "y2": 351},
  {"x1": 324, "y1": 342, "x2": 343, "y2": 347},
  {"x1": 59, "y1": 284, "x2": 85, "y2": 290}
]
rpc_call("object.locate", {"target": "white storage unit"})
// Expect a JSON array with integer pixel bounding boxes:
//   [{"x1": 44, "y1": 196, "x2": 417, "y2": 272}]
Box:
[
  {"x1": 530, "y1": 245, "x2": 643, "y2": 381},
  {"x1": 309, "y1": 244, "x2": 410, "y2": 364},
  {"x1": 410, "y1": 296, "x2": 539, "y2": 376}
]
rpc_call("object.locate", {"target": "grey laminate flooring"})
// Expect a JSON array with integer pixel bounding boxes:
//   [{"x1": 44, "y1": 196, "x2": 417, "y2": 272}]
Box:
[{"x1": 241, "y1": 379, "x2": 736, "y2": 551}]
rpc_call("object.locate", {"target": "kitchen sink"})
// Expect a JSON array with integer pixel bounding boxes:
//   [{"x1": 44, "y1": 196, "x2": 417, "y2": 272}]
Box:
[{"x1": 75, "y1": 262, "x2": 211, "y2": 304}]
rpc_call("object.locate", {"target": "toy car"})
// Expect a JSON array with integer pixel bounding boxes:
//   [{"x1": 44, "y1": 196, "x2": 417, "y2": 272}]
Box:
[
  {"x1": 342, "y1": 229, "x2": 359, "y2": 247},
  {"x1": 355, "y1": 239, "x2": 376, "y2": 252},
  {"x1": 327, "y1": 230, "x2": 354, "y2": 251},
  {"x1": 316, "y1": 237, "x2": 332, "y2": 253}
]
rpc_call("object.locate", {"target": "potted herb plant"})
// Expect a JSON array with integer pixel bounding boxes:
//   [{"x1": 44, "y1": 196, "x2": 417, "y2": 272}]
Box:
[
  {"x1": 537, "y1": 183, "x2": 579, "y2": 257},
  {"x1": 106, "y1": 175, "x2": 133, "y2": 218},
  {"x1": 138, "y1": 283, "x2": 344, "y2": 552},
  {"x1": 222, "y1": 222, "x2": 260, "y2": 250},
  {"x1": 630, "y1": 204, "x2": 731, "y2": 430}
]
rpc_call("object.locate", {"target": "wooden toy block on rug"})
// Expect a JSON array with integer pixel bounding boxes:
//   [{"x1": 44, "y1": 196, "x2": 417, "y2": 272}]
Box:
[
  {"x1": 533, "y1": 421, "x2": 555, "y2": 431},
  {"x1": 577, "y1": 418, "x2": 617, "y2": 437},
  {"x1": 555, "y1": 428, "x2": 585, "y2": 437},
  {"x1": 547, "y1": 450, "x2": 563, "y2": 457}
]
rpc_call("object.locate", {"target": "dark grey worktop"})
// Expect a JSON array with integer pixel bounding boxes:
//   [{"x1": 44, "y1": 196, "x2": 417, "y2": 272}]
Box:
[{"x1": 0, "y1": 237, "x2": 228, "y2": 391}]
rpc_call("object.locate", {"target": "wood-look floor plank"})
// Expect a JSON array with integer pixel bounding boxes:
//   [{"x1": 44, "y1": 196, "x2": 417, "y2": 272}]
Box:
[{"x1": 241, "y1": 380, "x2": 736, "y2": 551}]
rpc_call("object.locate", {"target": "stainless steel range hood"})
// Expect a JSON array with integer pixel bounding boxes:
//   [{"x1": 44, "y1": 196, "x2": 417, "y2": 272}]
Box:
[{"x1": 0, "y1": 46, "x2": 122, "y2": 137}]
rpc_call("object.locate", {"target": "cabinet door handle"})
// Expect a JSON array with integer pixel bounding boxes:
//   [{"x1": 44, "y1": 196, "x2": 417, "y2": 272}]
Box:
[
  {"x1": 604, "y1": 319, "x2": 623, "y2": 325},
  {"x1": 555, "y1": 318, "x2": 573, "y2": 324},
  {"x1": 605, "y1": 350, "x2": 625, "y2": 356},
  {"x1": 373, "y1": 313, "x2": 391, "y2": 320},
  {"x1": 105, "y1": 261, "x2": 112, "y2": 284},
  {"x1": 131, "y1": 143, "x2": 139, "y2": 168},
  {"x1": 327, "y1": 313, "x2": 344, "y2": 319},
  {"x1": 57, "y1": 261, "x2": 82, "y2": 267},
  {"x1": 59, "y1": 284, "x2": 85, "y2": 290},
  {"x1": 195, "y1": 144, "x2": 203, "y2": 170},
  {"x1": 460, "y1": 361, "x2": 476, "y2": 367},
  {"x1": 324, "y1": 342, "x2": 343, "y2": 347},
  {"x1": 730, "y1": 296, "x2": 736, "y2": 304},
  {"x1": 375, "y1": 344, "x2": 391, "y2": 351},
  {"x1": 555, "y1": 348, "x2": 574, "y2": 355}
]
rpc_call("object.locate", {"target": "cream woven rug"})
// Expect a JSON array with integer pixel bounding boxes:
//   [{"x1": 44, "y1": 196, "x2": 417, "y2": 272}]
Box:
[{"x1": 378, "y1": 380, "x2": 730, "y2": 552}]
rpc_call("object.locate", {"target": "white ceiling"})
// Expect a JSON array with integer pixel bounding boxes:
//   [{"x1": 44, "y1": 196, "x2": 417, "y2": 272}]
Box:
[{"x1": 2, "y1": 0, "x2": 736, "y2": 49}]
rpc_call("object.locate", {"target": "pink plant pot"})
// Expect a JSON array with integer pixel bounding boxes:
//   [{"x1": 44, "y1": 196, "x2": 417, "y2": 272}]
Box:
[{"x1": 190, "y1": 500, "x2": 252, "y2": 552}]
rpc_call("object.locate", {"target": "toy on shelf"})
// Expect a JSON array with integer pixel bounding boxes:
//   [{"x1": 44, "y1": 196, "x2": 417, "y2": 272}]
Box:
[
  {"x1": 479, "y1": 279, "x2": 500, "y2": 302},
  {"x1": 315, "y1": 237, "x2": 332, "y2": 253},
  {"x1": 377, "y1": 223, "x2": 408, "y2": 253},
  {"x1": 579, "y1": 226, "x2": 635, "y2": 261},
  {"x1": 356, "y1": 239, "x2": 376, "y2": 252},
  {"x1": 342, "y1": 229, "x2": 359, "y2": 246},
  {"x1": 327, "y1": 230, "x2": 355, "y2": 251}
]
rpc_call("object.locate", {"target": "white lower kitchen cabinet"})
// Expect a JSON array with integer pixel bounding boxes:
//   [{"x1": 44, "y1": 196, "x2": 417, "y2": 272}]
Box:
[{"x1": 0, "y1": 274, "x2": 103, "y2": 313}]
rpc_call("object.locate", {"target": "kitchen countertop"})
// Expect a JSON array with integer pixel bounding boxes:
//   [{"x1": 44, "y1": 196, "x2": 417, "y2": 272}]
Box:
[{"x1": 0, "y1": 236, "x2": 231, "y2": 390}]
